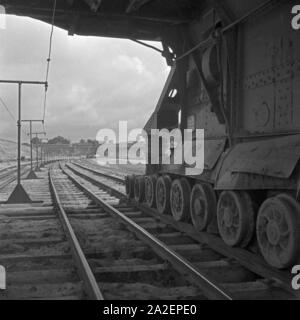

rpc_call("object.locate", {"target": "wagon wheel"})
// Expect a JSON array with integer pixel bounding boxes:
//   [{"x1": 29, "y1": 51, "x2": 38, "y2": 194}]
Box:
[
  {"x1": 256, "y1": 194, "x2": 300, "y2": 269},
  {"x1": 217, "y1": 191, "x2": 255, "y2": 247},
  {"x1": 125, "y1": 175, "x2": 135, "y2": 199},
  {"x1": 156, "y1": 175, "x2": 172, "y2": 215},
  {"x1": 145, "y1": 175, "x2": 157, "y2": 208},
  {"x1": 170, "y1": 178, "x2": 191, "y2": 222},
  {"x1": 190, "y1": 183, "x2": 217, "y2": 232},
  {"x1": 134, "y1": 176, "x2": 145, "y2": 203}
]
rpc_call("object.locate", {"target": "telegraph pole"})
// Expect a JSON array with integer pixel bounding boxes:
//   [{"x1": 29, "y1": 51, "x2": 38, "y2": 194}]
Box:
[
  {"x1": 22, "y1": 120, "x2": 44, "y2": 179},
  {"x1": 32, "y1": 132, "x2": 46, "y2": 172},
  {"x1": 0, "y1": 80, "x2": 47, "y2": 204},
  {"x1": 40, "y1": 137, "x2": 48, "y2": 168}
]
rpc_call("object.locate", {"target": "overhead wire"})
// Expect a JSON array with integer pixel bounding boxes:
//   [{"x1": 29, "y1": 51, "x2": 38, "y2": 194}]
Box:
[
  {"x1": 42, "y1": 0, "x2": 57, "y2": 130},
  {"x1": 0, "y1": 96, "x2": 28, "y2": 135},
  {"x1": 0, "y1": 3, "x2": 57, "y2": 143},
  {"x1": 0, "y1": 96, "x2": 17, "y2": 122}
]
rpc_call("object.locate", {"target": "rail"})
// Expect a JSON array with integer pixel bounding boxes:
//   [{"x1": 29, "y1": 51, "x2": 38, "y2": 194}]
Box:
[{"x1": 48, "y1": 167, "x2": 104, "y2": 300}]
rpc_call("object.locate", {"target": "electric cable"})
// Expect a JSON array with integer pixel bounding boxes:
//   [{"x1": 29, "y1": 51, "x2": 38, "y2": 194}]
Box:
[{"x1": 42, "y1": 0, "x2": 57, "y2": 123}]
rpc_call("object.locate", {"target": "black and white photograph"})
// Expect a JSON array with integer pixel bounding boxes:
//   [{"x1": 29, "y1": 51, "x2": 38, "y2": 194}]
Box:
[{"x1": 0, "y1": 0, "x2": 299, "y2": 307}]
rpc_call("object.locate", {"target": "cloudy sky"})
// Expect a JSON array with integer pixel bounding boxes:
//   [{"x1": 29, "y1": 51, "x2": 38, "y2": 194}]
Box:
[{"x1": 0, "y1": 14, "x2": 170, "y2": 143}]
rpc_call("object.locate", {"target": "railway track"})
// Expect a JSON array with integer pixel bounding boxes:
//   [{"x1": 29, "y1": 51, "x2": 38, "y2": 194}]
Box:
[
  {"x1": 0, "y1": 164, "x2": 225, "y2": 300},
  {"x1": 63, "y1": 160, "x2": 299, "y2": 300},
  {"x1": 0, "y1": 158, "x2": 59, "y2": 193},
  {"x1": 0, "y1": 164, "x2": 18, "y2": 175},
  {"x1": 0, "y1": 169, "x2": 83, "y2": 299},
  {"x1": 75, "y1": 159, "x2": 145, "y2": 179},
  {"x1": 0, "y1": 161, "x2": 298, "y2": 300},
  {"x1": 0, "y1": 164, "x2": 31, "y2": 191},
  {"x1": 51, "y1": 164, "x2": 229, "y2": 300}
]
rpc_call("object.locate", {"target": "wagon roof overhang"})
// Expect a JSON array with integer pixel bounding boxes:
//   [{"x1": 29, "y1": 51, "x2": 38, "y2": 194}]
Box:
[{"x1": 2, "y1": 0, "x2": 205, "y2": 40}]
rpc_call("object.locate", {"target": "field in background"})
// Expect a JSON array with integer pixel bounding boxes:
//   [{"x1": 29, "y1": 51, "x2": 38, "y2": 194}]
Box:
[{"x1": 0, "y1": 139, "x2": 32, "y2": 167}]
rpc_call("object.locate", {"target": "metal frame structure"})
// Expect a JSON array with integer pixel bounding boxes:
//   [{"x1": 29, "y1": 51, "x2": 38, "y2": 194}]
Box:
[
  {"x1": 32, "y1": 132, "x2": 46, "y2": 172},
  {"x1": 0, "y1": 80, "x2": 47, "y2": 204},
  {"x1": 22, "y1": 120, "x2": 44, "y2": 179}
]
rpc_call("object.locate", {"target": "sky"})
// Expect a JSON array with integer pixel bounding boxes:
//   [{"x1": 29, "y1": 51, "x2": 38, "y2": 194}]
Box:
[{"x1": 0, "y1": 14, "x2": 170, "y2": 143}]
